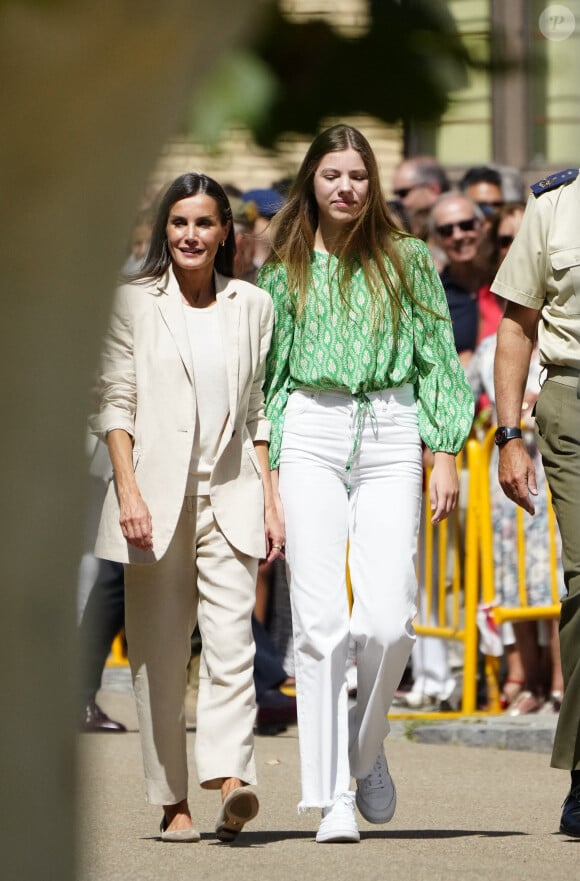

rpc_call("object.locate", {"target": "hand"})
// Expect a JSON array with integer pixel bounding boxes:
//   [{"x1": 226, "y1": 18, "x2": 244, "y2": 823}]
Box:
[
  {"x1": 119, "y1": 489, "x2": 153, "y2": 550},
  {"x1": 498, "y1": 439, "x2": 538, "y2": 515},
  {"x1": 429, "y1": 452, "x2": 459, "y2": 524},
  {"x1": 264, "y1": 500, "x2": 285, "y2": 563}
]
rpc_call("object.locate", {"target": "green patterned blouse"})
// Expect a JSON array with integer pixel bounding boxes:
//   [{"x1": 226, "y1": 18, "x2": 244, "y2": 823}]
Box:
[{"x1": 258, "y1": 237, "x2": 474, "y2": 468}]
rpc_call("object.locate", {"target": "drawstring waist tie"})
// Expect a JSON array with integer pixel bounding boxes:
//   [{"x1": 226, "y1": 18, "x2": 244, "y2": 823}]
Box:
[{"x1": 345, "y1": 392, "x2": 378, "y2": 491}]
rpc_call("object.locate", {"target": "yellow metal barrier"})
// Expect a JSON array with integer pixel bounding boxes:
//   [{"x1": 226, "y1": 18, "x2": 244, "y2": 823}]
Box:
[
  {"x1": 101, "y1": 431, "x2": 561, "y2": 710},
  {"x1": 105, "y1": 631, "x2": 129, "y2": 667},
  {"x1": 389, "y1": 440, "x2": 481, "y2": 719},
  {"x1": 477, "y1": 425, "x2": 561, "y2": 712}
]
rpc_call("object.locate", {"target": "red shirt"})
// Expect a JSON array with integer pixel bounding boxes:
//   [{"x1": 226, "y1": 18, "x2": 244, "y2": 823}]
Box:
[{"x1": 477, "y1": 284, "x2": 504, "y2": 342}]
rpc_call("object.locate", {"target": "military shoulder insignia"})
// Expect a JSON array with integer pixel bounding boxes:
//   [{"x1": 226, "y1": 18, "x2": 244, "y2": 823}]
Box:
[{"x1": 531, "y1": 168, "x2": 579, "y2": 197}]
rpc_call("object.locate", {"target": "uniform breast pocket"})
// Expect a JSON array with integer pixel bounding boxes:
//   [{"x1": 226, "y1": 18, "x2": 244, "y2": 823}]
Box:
[{"x1": 550, "y1": 248, "x2": 580, "y2": 315}]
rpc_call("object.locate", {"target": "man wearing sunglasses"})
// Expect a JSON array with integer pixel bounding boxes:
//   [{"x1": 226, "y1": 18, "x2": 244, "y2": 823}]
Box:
[
  {"x1": 492, "y1": 166, "x2": 580, "y2": 839},
  {"x1": 430, "y1": 193, "x2": 487, "y2": 367},
  {"x1": 391, "y1": 156, "x2": 450, "y2": 243}
]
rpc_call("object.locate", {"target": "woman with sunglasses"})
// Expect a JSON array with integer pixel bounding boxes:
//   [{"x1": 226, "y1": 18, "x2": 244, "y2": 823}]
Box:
[{"x1": 257, "y1": 125, "x2": 473, "y2": 843}]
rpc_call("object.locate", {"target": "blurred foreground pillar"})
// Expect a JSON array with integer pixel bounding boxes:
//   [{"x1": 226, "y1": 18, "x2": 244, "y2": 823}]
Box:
[{"x1": 0, "y1": 1, "x2": 259, "y2": 877}]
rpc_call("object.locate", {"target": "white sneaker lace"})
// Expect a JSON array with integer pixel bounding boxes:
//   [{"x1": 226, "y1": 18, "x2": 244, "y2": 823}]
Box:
[{"x1": 322, "y1": 791, "x2": 355, "y2": 818}]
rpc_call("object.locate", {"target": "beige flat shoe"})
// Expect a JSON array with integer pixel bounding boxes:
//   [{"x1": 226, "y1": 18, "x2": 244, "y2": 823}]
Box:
[
  {"x1": 159, "y1": 815, "x2": 201, "y2": 842},
  {"x1": 215, "y1": 787, "x2": 259, "y2": 842}
]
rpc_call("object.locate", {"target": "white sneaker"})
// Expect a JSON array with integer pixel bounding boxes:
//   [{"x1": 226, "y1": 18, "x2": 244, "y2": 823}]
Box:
[
  {"x1": 356, "y1": 747, "x2": 396, "y2": 824},
  {"x1": 316, "y1": 792, "x2": 360, "y2": 843}
]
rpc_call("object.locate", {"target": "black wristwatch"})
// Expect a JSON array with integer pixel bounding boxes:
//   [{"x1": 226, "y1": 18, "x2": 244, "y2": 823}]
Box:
[{"x1": 494, "y1": 426, "x2": 523, "y2": 447}]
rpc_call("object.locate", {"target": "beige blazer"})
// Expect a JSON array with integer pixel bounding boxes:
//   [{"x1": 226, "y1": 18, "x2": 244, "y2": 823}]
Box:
[{"x1": 90, "y1": 267, "x2": 274, "y2": 564}]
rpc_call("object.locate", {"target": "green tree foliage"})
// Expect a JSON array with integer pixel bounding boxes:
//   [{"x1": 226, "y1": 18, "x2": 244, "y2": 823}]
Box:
[{"x1": 191, "y1": 0, "x2": 478, "y2": 146}]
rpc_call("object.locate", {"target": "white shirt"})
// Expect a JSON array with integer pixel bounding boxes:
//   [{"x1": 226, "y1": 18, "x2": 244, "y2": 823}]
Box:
[{"x1": 183, "y1": 303, "x2": 229, "y2": 494}]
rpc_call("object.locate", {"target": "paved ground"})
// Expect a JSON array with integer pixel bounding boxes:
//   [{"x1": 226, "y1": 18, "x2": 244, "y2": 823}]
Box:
[{"x1": 78, "y1": 675, "x2": 578, "y2": 881}]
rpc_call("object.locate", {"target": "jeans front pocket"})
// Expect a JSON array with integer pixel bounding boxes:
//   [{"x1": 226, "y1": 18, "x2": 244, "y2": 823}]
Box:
[
  {"x1": 379, "y1": 386, "x2": 418, "y2": 431},
  {"x1": 284, "y1": 389, "x2": 316, "y2": 419}
]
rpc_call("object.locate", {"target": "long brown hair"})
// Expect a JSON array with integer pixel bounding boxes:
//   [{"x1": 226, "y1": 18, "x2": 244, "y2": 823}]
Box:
[{"x1": 265, "y1": 124, "x2": 420, "y2": 335}]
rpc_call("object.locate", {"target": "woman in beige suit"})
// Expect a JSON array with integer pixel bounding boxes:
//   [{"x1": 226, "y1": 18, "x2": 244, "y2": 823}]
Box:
[{"x1": 91, "y1": 173, "x2": 284, "y2": 842}]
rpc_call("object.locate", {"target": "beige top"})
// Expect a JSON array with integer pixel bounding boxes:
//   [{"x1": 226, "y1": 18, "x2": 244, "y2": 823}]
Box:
[
  {"x1": 491, "y1": 171, "x2": 580, "y2": 369},
  {"x1": 183, "y1": 303, "x2": 229, "y2": 495}
]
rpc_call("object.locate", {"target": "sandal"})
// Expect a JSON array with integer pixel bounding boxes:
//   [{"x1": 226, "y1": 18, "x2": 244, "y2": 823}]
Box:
[
  {"x1": 500, "y1": 678, "x2": 524, "y2": 710},
  {"x1": 508, "y1": 690, "x2": 544, "y2": 716}
]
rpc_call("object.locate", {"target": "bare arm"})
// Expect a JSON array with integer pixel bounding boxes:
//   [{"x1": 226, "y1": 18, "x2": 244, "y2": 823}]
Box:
[
  {"x1": 494, "y1": 302, "x2": 540, "y2": 515},
  {"x1": 106, "y1": 428, "x2": 153, "y2": 550},
  {"x1": 270, "y1": 467, "x2": 285, "y2": 525},
  {"x1": 254, "y1": 441, "x2": 285, "y2": 562},
  {"x1": 494, "y1": 303, "x2": 539, "y2": 425}
]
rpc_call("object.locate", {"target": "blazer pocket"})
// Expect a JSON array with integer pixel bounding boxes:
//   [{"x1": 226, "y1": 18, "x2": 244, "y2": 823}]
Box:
[{"x1": 242, "y1": 440, "x2": 261, "y2": 478}]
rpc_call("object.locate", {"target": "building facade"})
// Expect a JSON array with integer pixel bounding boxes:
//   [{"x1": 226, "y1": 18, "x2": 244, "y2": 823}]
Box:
[{"x1": 147, "y1": 1, "x2": 580, "y2": 202}]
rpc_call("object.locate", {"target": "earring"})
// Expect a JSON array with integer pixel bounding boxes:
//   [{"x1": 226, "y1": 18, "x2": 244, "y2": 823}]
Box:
[{"x1": 220, "y1": 239, "x2": 225, "y2": 247}]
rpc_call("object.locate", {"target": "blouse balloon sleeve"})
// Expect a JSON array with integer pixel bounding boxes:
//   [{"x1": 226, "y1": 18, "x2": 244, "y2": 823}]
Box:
[{"x1": 258, "y1": 262, "x2": 295, "y2": 469}]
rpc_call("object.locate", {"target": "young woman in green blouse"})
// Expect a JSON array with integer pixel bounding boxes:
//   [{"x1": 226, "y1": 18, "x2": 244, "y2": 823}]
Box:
[{"x1": 258, "y1": 125, "x2": 473, "y2": 843}]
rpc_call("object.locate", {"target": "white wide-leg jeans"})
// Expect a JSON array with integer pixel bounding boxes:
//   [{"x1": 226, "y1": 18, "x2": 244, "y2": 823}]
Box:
[{"x1": 279, "y1": 386, "x2": 423, "y2": 810}]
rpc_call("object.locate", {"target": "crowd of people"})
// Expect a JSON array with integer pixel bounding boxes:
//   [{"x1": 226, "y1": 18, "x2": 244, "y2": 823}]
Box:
[{"x1": 79, "y1": 128, "x2": 580, "y2": 843}]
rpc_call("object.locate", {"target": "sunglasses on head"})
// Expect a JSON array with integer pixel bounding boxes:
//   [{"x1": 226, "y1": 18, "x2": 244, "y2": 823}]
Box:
[
  {"x1": 477, "y1": 201, "x2": 504, "y2": 217},
  {"x1": 497, "y1": 234, "x2": 514, "y2": 249},
  {"x1": 435, "y1": 218, "x2": 478, "y2": 238}
]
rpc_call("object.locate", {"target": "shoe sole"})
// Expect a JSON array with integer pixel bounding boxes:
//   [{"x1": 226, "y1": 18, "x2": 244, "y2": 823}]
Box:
[
  {"x1": 355, "y1": 781, "x2": 397, "y2": 825},
  {"x1": 559, "y1": 822, "x2": 580, "y2": 838},
  {"x1": 215, "y1": 789, "x2": 259, "y2": 842},
  {"x1": 316, "y1": 829, "x2": 360, "y2": 843}
]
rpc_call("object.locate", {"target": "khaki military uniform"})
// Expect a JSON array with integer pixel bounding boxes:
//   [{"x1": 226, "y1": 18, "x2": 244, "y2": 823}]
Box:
[{"x1": 492, "y1": 168, "x2": 580, "y2": 771}]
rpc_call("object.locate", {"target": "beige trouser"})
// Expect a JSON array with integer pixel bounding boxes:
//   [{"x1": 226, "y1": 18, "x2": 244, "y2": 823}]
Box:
[{"x1": 124, "y1": 495, "x2": 258, "y2": 805}]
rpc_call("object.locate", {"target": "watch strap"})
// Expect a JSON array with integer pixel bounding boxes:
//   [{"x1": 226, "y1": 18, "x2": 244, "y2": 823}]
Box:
[{"x1": 495, "y1": 426, "x2": 523, "y2": 446}]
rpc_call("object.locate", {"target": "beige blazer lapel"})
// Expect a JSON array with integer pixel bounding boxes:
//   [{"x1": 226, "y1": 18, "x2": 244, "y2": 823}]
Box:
[
  {"x1": 156, "y1": 268, "x2": 194, "y2": 384},
  {"x1": 216, "y1": 273, "x2": 241, "y2": 430}
]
